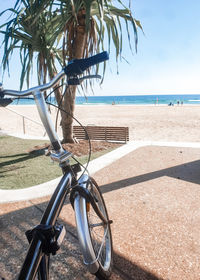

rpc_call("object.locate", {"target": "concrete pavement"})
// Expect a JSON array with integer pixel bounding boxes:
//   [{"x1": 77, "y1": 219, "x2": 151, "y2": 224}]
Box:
[{"x1": 1, "y1": 141, "x2": 200, "y2": 279}]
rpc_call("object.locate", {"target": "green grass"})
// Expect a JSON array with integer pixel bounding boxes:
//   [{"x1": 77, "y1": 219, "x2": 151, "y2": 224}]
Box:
[{"x1": 0, "y1": 135, "x2": 115, "y2": 190}]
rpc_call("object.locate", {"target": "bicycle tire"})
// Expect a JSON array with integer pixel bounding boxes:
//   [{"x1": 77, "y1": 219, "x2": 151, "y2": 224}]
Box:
[{"x1": 74, "y1": 175, "x2": 113, "y2": 279}]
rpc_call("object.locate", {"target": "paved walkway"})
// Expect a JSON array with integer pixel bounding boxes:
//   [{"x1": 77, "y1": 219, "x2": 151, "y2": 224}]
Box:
[{"x1": 1, "y1": 141, "x2": 200, "y2": 279}]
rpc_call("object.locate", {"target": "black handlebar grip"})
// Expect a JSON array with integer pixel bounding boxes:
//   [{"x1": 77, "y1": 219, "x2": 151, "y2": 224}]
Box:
[{"x1": 64, "y1": 51, "x2": 109, "y2": 77}]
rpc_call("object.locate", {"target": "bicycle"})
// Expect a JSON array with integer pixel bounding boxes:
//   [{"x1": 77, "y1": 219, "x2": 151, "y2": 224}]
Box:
[{"x1": 0, "y1": 52, "x2": 113, "y2": 280}]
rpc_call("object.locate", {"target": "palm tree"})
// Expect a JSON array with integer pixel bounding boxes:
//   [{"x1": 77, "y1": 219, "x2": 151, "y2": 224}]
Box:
[
  {"x1": 0, "y1": 0, "x2": 142, "y2": 143},
  {"x1": 0, "y1": 0, "x2": 64, "y2": 102}
]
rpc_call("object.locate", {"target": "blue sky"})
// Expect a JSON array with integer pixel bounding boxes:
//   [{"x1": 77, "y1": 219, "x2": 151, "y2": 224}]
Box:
[{"x1": 1, "y1": 0, "x2": 200, "y2": 95}]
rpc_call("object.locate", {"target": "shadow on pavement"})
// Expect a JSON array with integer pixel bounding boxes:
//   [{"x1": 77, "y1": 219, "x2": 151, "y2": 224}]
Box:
[
  {"x1": 100, "y1": 159, "x2": 200, "y2": 194},
  {"x1": 0, "y1": 200, "x2": 162, "y2": 280}
]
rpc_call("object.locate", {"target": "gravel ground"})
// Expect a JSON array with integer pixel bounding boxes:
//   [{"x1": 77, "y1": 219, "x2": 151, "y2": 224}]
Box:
[{"x1": 1, "y1": 145, "x2": 200, "y2": 279}]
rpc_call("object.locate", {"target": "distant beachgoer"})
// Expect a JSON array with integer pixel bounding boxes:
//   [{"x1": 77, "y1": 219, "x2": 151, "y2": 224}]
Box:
[
  {"x1": 181, "y1": 101, "x2": 183, "y2": 105},
  {"x1": 156, "y1": 97, "x2": 158, "y2": 105},
  {"x1": 177, "y1": 101, "x2": 180, "y2": 105}
]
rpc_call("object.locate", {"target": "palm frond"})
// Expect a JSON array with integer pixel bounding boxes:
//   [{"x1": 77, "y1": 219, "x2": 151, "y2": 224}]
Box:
[{"x1": 0, "y1": 0, "x2": 142, "y2": 89}]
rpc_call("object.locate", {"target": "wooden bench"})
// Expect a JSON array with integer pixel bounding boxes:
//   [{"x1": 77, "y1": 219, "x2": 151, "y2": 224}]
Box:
[{"x1": 73, "y1": 125, "x2": 129, "y2": 143}]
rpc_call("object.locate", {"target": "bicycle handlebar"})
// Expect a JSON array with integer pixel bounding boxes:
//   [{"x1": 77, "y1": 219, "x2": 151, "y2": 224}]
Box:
[
  {"x1": 0, "y1": 51, "x2": 109, "y2": 155},
  {"x1": 2, "y1": 70, "x2": 65, "y2": 97},
  {"x1": 1, "y1": 52, "x2": 109, "y2": 97},
  {"x1": 64, "y1": 51, "x2": 109, "y2": 76}
]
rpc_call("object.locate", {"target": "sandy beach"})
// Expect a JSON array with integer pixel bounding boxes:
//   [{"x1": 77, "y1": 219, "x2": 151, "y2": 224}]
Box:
[{"x1": 1, "y1": 104, "x2": 200, "y2": 142}]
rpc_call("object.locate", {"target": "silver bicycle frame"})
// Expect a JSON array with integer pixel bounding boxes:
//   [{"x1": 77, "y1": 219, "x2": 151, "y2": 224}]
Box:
[
  {"x1": 33, "y1": 90, "x2": 63, "y2": 151},
  {"x1": 33, "y1": 90, "x2": 72, "y2": 164}
]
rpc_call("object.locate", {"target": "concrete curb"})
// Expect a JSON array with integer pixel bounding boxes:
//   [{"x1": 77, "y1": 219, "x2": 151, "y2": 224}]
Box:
[
  {"x1": 1, "y1": 140, "x2": 200, "y2": 203},
  {"x1": 0, "y1": 141, "x2": 141, "y2": 203}
]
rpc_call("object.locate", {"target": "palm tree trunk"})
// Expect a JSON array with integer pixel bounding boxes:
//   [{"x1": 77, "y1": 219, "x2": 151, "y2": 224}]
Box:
[
  {"x1": 61, "y1": 9, "x2": 87, "y2": 143},
  {"x1": 61, "y1": 86, "x2": 76, "y2": 143}
]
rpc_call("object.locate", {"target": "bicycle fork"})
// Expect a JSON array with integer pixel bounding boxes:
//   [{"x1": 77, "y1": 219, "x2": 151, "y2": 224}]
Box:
[{"x1": 72, "y1": 174, "x2": 113, "y2": 274}]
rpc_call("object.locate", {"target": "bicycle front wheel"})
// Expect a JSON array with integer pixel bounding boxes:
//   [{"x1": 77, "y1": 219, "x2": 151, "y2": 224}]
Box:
[{"x1": 74, "y1": 175, "x2": 113, "y2": 279}]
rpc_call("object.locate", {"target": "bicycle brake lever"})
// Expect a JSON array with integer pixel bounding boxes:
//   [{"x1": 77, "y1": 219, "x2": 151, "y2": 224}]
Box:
[
  {"x1": 68, "y1": 75, "x2": 102, "y2": 86},
  {"x1": 79, "y1": 75, "x2": 102, "y2": 83}
]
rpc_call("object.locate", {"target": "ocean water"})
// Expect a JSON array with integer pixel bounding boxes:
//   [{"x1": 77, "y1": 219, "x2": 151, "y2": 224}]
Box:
[{"x1": 11, "y1": 94, "x2": 200, "y2": 106}]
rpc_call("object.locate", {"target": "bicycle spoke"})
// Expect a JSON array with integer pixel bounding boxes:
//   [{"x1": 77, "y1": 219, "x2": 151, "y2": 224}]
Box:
[{"x1": 89, "y1": 222, "x2": 105, "y2": 228}]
